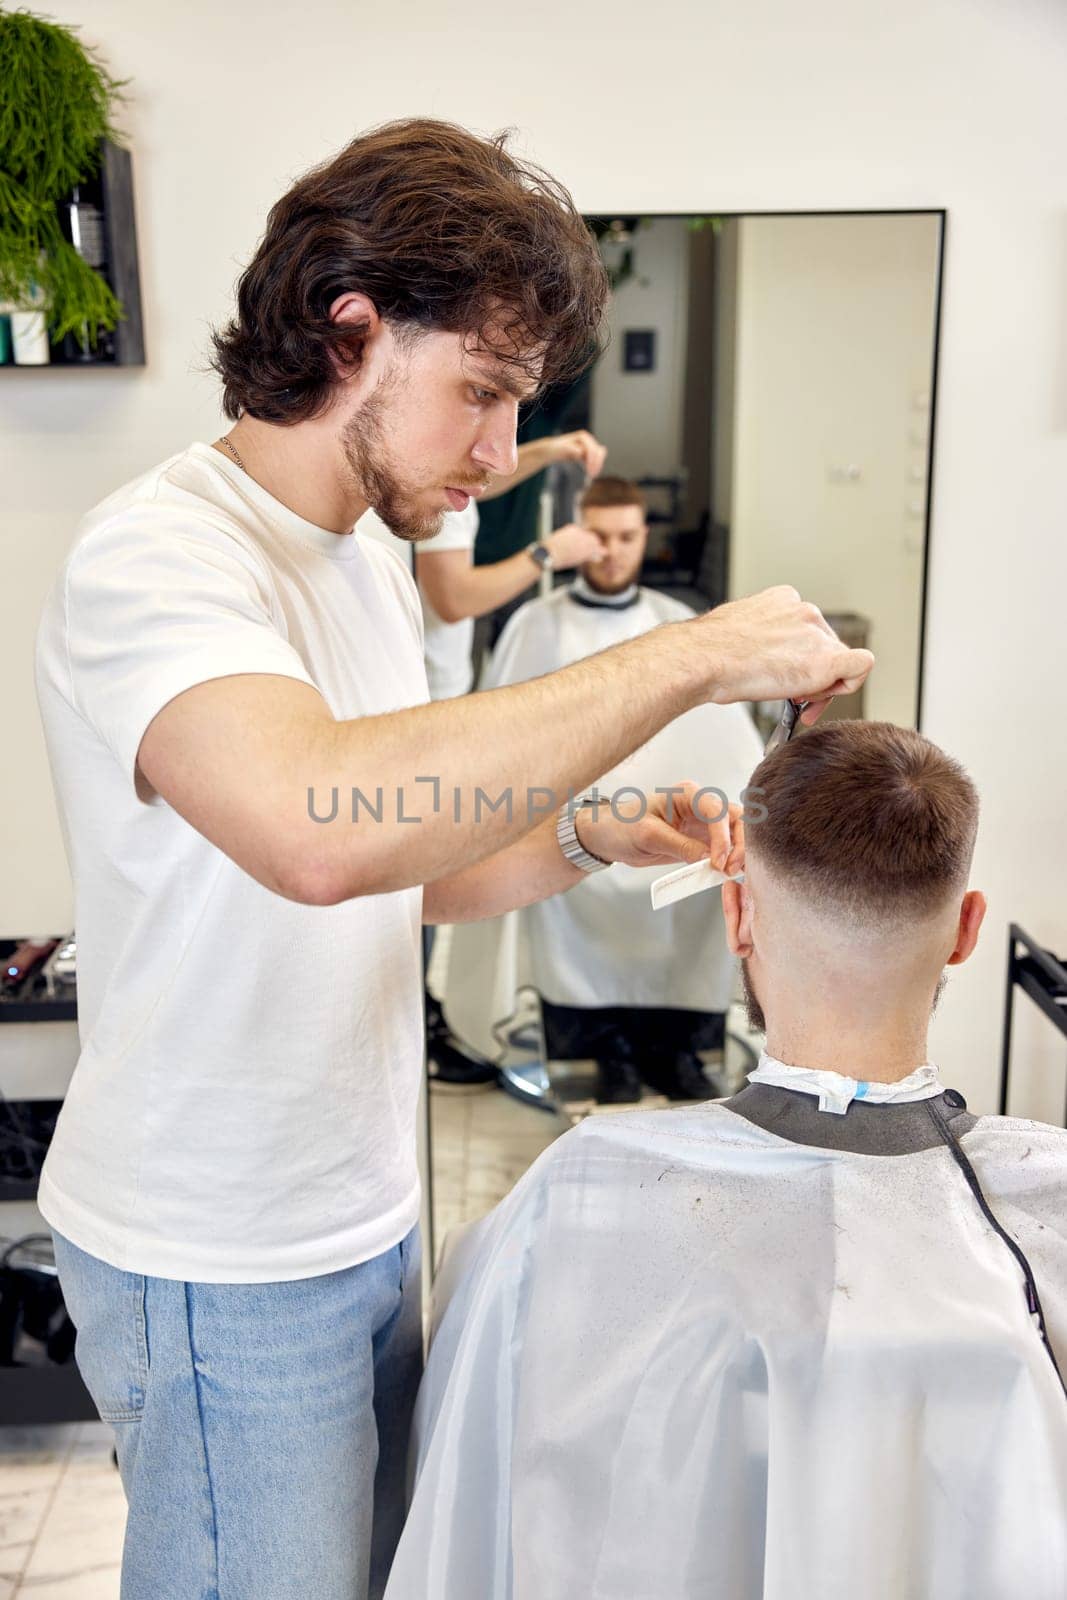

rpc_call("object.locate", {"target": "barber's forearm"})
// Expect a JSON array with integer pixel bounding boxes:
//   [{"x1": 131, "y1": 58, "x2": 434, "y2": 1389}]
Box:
[
  {"x1": 423, "y1": 816, "x2": 580, "y2": 924},
  {"x1": 442, "y1": 550, "x2": 541, "y2": 620},
  {"x1": 480, "y1": 438, "x2": 554, "y2": 502},
  {"x1": 296, "y1": 623, "x2": 704, "y2": 904}
]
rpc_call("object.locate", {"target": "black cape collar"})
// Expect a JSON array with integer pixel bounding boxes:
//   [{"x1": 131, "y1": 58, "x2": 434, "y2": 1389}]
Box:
[
  {"x1": 724, "y1": 1082, "x2": 976, "y2": 1156},
  {"x1": 565, "y1": 575, "x2": 642, "y2": 611}
]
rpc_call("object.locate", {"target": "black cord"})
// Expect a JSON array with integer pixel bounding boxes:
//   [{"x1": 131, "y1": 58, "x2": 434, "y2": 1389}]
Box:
[
  {"x1": 924, "y1": 1096, "x2": 1067, "y2": 1399},
  {"x1": 0, "y1": 1093, "x2": 55, "y2": 1178},
  {"x1": 1, "y1": 1233, "x2": 55, "y2": 1270}
]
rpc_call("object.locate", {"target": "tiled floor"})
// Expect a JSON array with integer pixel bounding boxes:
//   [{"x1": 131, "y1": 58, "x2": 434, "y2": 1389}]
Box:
[
  {"x1": 429, "y1": 1076, "x2": 561, "y2": 1258},
  {"x1": 0, "y1": 1421, "x2": 125, "y2": 1597}
]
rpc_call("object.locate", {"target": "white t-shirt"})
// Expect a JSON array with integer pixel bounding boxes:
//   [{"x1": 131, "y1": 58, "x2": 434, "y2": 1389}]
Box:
[
  {"x1": 357, "y1": 504, "x2": 478, "y2": 700},
  {"x1": 34, "y1": 443, "x2": 429, "y2": 1282}
]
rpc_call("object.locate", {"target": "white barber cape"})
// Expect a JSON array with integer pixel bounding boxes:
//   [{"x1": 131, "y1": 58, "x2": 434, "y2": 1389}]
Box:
[
  {"x1": 441, "y1": 581, "x2": 764, "y2": 1056},
  {"x1": 385, "y1": 1082, "x2": 1067, "y2": 1600}
]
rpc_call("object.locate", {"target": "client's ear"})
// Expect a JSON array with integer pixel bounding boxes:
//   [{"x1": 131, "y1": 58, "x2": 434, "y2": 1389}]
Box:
[
  {"x1": 945, "y1": 890, "x2": 987, "y2": 967},
  {"x1": 722, "y1": 880, "x2": 754, "y2": 958}
]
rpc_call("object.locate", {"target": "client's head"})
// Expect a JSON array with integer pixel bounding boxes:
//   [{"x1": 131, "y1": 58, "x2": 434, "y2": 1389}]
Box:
[
  {"x1": 722, "y1": 720, "x2": 986, "y2": 1072},
  {"x1": 578, "y1": 477, "x2": 648, "y2": 595}
]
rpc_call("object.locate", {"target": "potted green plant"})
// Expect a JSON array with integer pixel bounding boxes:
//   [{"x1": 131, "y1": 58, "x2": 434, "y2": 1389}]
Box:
[{"x1": 0, "y1": 7, "x2": 126, "y2": 351}]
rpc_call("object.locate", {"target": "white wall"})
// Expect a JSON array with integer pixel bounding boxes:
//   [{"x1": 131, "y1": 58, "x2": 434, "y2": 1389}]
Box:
[
  {"x1": 728, "y1": 213, "x2": 940, "y2": 726},
  {"x1": 590, "y1": 217, "x2": 690, "y2": 479},
  {"x1": 2, "y1": 0, "x2": 1065, "y2": 1117}
]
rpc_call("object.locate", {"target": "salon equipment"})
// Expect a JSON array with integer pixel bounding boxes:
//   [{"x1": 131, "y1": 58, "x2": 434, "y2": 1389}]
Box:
[
  {"x1": 764, "y1": 697, "x2": 807, "y2": 756},
  {"x1": 0, "y1": 938, "x2": 96, "y2": 1421},
  {"x1": 2, "y1": 937, "x2": 59, "y2": 993},
  {"x1": 41, "y1": 933, "x2": 77, "y2": 995},
  {"x1": 0, "y1": 1232, "x2": 76, "y2": 1368},
  {"x1": 999, "y1": 924, "x2": 1067, "y2": 1124}
]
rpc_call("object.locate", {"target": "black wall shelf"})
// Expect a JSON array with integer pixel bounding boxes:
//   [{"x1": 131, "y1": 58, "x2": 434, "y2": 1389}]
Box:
[{"x1": 2, "y1": 141, "x2": 145, "y2": 370}]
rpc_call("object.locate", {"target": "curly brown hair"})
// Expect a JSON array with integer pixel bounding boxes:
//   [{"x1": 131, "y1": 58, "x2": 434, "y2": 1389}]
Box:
[{"x1": 211, "y1": 118, "x2": 608, "y2": 424}]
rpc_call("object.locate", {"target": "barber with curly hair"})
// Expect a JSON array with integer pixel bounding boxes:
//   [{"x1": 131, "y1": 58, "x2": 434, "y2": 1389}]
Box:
[{"x1": 34, "y1": 119, "x2": 873, "y2": 1600}]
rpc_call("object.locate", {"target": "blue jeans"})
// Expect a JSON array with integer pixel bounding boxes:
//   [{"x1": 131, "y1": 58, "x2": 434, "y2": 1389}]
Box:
[{"x1": 51, "y1": 1227, "x2": 423, "y2": 1600}]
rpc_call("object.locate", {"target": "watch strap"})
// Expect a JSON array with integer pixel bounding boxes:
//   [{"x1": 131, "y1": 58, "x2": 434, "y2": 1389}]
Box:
[{"x1": 556, "y1": 799, "x2": 612, "y2": 874}]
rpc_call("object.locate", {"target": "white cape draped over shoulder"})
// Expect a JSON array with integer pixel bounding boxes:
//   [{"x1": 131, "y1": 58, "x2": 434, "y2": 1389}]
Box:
[{"x1": 385, "y1": 1095, "x2": 1067, "y2": 1600}]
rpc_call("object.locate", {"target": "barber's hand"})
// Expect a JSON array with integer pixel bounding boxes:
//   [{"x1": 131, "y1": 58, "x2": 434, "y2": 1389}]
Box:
[
  {"x1": 692, "y1": 586, "x2": 874, "y2": 723},
  {"x1": 575, "y1": 783, "x2": 746, "y2": 874},
  {"x1": 547, "y1": 429, "x2": 608, "y2": 479},
  {"x1": 545, "y1": 523, "x2": 603, "y2": 570}
]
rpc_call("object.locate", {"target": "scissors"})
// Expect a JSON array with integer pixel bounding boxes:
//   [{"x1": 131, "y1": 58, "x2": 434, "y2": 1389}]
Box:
[{"x1": 763, "y1": 698, "x2": 809, "y2": 756}]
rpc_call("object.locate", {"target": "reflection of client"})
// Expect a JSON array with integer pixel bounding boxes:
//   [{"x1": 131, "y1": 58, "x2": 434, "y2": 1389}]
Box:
[
  {"x1": 360, "y1": 431, "x2": 608, "y2": 701},
  {"x1": 441, "y1": 477, "x2": 764, "y2": 1101},
  {"x1": 388, "y1": 722, "x2": 1067, "y2": 1600}
]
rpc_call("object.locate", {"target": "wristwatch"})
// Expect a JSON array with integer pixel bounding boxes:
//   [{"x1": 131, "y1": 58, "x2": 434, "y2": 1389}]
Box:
[
  {"x1": 526, "y1": 541, "x2": 554, "y2": 573},
  {"x1": 556, "y1": 798, "x2": 612, "y2": 875}
]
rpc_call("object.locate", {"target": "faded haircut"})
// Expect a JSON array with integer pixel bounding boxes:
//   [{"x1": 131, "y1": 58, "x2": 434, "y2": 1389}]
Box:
[{"x1": 746, "y1": 720, "x2": 979, "y2": 921}]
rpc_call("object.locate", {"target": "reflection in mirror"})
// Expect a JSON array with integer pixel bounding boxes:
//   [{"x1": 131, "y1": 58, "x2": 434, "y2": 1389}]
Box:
[{"x1": 427, "y1": 210, "x2": 944, "y2": 1263}]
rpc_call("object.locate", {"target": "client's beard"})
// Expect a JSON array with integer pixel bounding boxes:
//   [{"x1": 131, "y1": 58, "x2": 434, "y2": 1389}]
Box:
[
  {"x1": 582, "y1": 559, "x2": 643, "y2": 597},
  {"x1": 740, "y1": 958, "x2": 766, "y2": 1036},
  {"x1": 342, "y1": 381, "x2": 445, "y2": 544},
  {"x1": 740, "y1": 959, "x2": 949, "y2": 1038}
]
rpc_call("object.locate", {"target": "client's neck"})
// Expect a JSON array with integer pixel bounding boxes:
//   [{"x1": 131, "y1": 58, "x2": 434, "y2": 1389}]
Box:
[{"x1": 763, "y1": 990, "x2": 933, "y2": 1084}]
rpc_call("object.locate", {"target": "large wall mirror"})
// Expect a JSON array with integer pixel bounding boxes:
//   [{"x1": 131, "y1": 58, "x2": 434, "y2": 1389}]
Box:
[{"x1": 426, "y1": 209, "x2": 945, "y2": 1258}]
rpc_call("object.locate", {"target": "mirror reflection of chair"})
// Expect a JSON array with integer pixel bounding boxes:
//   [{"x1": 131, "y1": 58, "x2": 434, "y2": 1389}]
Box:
[{"x1": 428, "y1": 933, "x2": 761, "y2": 1123}]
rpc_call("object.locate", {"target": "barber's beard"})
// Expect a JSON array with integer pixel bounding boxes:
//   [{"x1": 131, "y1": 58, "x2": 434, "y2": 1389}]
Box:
[
  {"x1": 341, "y1": 383, "x2": 444, "y2": 544},
  {"x1": 740, "y1": 959, "x2": 949, "y2": 1038}
]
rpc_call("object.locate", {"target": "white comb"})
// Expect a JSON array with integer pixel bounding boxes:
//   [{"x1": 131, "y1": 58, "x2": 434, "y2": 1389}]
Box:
[{"x1": 650, "y1": 859, "x2": 739, "y2": 910}]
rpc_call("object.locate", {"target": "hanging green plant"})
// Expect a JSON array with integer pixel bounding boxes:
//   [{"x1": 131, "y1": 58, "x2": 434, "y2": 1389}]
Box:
[{"x1": 0, "y1": 7, "x2": 127, "y2": 346}]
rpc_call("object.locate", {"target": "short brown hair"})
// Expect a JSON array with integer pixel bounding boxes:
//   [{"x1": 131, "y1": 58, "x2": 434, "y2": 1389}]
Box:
[
  {"x1": 579, "y1": 476, "x2": 647, "y2": 513},
  {"x1": 212, "y1": 118, "x2": 608, "y2": 424},
  {"x1": 747, "y1": 721, "x2": 979, "y2": 920}
]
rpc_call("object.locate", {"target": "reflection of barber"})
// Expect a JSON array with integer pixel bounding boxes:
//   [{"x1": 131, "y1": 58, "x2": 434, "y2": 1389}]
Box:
[
  {"x1": 441, "y1": 477, "x2": 765, "y2": 1102},
  {"x1": 360, "y1": 431, "x2": 606, "y2": 701},
  {"x1": 473, "y1": 372, "x2": 595, "y2": 565},
  {"x1": 364, "y1": 431, "x2": 609, "y2": 1078},
  {"x1": 417, "y1": 429, "x2": 607, "y2": 699}
]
